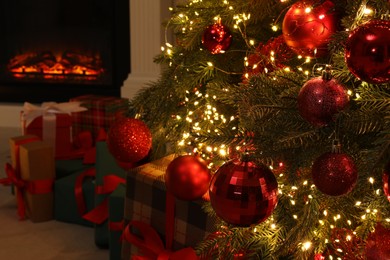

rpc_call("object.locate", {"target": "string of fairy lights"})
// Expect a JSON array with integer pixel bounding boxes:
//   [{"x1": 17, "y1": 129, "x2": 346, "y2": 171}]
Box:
[{"x1": 161, "y1": 0, "x2": 386, "y2": 256}]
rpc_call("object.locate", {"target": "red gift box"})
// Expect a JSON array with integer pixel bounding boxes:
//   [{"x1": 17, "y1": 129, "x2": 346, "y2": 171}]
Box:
[
  {"x1": 24, "y1": 113, "x2": 73, "y2": 159},
  {"x1": 69, "y1": 95, "x2": 129, "y2": 140}
]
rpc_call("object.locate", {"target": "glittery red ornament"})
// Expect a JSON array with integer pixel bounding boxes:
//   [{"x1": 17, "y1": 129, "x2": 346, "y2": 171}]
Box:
[
  {"x1": 165, "y1": 155, "x2": 211, "y2": 201},
  {"x1": 202, "y1": 22, "x2": 232, "y2": 54},
  {"x1": 383, "y1": 161, "x2": 390, "y2": 202},
  {"x1": 345, "y1": 20, "x2": 390, "y2": 84},
  {"x1": 282, "y1": 0, "x2": 338, "y2": 57},
  {"x1": 312, "y1": 151, "x2": 357, "y2": 196},
  {"x1": 107, "y1": 118, "x2": 152, "y2": 163},
  {"x1": 365, "y1": 223, "x2": 390, "y2": 260},
  {"x1": 209, "y1": 159, "x2": 278, "y2": 226},
  {"x1": 298, "y1": 74, "x2": 349, "y2": 127}
]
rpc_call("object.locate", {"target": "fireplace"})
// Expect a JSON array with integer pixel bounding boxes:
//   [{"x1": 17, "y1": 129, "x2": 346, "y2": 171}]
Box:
[{"x1": 0, "y1": 0, "x2": 130, "y2": 103}]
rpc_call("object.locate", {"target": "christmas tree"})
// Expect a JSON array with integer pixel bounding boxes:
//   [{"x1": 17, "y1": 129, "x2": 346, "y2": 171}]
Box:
[{"x1": 127, "y1": 0, "x2": 390, "y2": 259}]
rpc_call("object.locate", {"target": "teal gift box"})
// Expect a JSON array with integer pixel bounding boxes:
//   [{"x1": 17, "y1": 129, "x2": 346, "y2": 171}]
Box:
[
  {"x1": 108, "y1": 183, "x2": 126, "y2": 260},
  {"x1": 94, "y1": 141, "x2": 127, "y2": 248},
  {"x1": 55, "y1": 158, "x2": 91, "y2": 179},
  {"x1": 54, "y1": 168, "x2": 95, "y2": 227}
]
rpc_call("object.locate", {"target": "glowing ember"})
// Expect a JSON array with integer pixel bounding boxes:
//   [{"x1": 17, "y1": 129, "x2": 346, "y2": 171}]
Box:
[{"x1": 8, "y1": 51, "x2": 104, "y2": 79}]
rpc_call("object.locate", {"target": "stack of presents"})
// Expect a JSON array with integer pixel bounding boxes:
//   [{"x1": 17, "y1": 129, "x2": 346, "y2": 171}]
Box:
[{"x1": 1, "y1": 95, "x2": 216, "y2": 259}]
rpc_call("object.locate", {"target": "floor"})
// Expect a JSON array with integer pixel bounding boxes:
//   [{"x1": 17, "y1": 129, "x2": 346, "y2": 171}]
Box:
[{"x1": 0, "y1": 127, "x2": 109, "y2": 260}]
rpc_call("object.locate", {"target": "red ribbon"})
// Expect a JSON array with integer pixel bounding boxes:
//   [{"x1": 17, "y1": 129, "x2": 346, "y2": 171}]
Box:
[
  {"x1": 109, "y1": 220, "x2": 125, "y2": 232},
  {"x1": 1, "y1": 163, "x2": 54, "y2": 220},
  {"x1": 74, "y1": 167, "x2": 96, "y2": 218},
  {"x1": 123, "y1": 221, "x2": 199, "y2": 260},
  {"x1": 83, "y1": 174, "x2": 125, "y2": 224}
]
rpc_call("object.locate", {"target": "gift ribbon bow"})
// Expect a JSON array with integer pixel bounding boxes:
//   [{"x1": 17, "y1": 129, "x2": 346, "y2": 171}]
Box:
[
  {"x1": 22, "y1": 101, "x2": 87, "y2": 127},
  {"x1": 123, "y1": 220, "x2": 199, "y2": 260},
  {"x1": 1, "y1": 163, "x2": 54, "y2": 220}
]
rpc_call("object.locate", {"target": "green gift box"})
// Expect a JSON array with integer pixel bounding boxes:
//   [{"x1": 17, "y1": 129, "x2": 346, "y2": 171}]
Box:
[
  {"x1": 94, "y1": 141, "x2": 127, "y2": 248},
  {"x1": 108, "y1": 183, "x2": 126, "y2": 260},
  {"x1": 121, "y1": 155, "x2": 217, "y2": 259},
  {"x1": 54, "y1": 168, "x2": 95, "y2": 227},
  {"x1": 55, "y1": 158, "x2": 91, "y2": 179}
]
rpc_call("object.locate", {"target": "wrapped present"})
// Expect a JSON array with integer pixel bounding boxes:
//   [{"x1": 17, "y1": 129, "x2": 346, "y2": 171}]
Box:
[
  {"x1": 121, "y1": 155, "x2": 217, "y2": 259},
  {"x1": 54, "y1": 168, "x2": 96, "y2": 227},
  {"x1": 55, "y1": 158, "x2": 92, "y2": 179},
  {"x1": 21, "y1": 102, "x2": 87, "y2": 159},
  {"x1": 5, "y1": 139, "x2": 55, "y2": 222},
  {"x1": 89, "y1": 141, "x2": 127, "y2": 248},
  {"x1": 69, "y1": 95, "x2": 129, "y2": 140},
  {"x1": 108, "y1": 183, "x2": 126, "y2": 260}
]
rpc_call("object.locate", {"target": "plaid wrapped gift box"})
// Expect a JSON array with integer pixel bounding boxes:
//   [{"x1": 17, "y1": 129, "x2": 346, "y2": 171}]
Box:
[
  {"x1": 69, "y1": 95, "x2": 129, "y2": 140},
  {"x1": 121, "y1": 155, "x2": 217, "y2": 259}
]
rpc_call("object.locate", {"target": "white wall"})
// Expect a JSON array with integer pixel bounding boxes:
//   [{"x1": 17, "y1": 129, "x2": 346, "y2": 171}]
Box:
[{"x1": 0, "y1": 0, "x2": 171, "y2": 128}]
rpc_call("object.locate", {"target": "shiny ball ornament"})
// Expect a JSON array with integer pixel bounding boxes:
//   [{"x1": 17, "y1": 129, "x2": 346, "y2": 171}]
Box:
[
  {"x1": 345, "y1": 20, "x2": 390, "y2": 84},
  {"x1": 165, "y1": 155, "x2": 211, "y2": 201},
  {"x1": 282, "y1": 0, "x2": 338, "y2": 57},
  {"x1": 209, "y1": 160, "x2": 278, "y2": 226},
  {"x1": 107, "y1": 118, "x2": 152, "y2": 163},
  {"x1": 383, "y1": 161, "x2": 390, "y2": 202},
  {"x1": 202, "y1": 22, "x2": 232, "y2": 54},
  {"x1": 365, "y1": 223, "x2": 390, "y2": 260},
  {"x1": 312, "y1": 152, "x2": 358, "y2": 196},
  {"x1": 298, "y1": 76, "x2": 349, "y2": 127}
]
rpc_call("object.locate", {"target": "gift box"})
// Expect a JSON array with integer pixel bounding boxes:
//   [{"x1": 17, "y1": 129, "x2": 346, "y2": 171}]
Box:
[
  {"x1": 93, "y1": 141, "x2": 127, "y2": 248},
  {"x1": 121, "y1": 155, "x2": 217, "y2": 259},
  {"x1": 108, "y1": 183, "x2": 126, "y2": 260},
  {"x1": 55, "y1": 158, "x2": 92, "y2": 179},
  {"x1": 19, "y1": 140, "x2": 55, "y2": 222},
  {"x1": 54, "y1": 168, "x2": 95, "y2": 227},
  {"x1": 69, "y1": 95, "x2": 129, "y2": 140},
  {"x1": 21, "y1": 102, "x2": 87, "y2": 159}
]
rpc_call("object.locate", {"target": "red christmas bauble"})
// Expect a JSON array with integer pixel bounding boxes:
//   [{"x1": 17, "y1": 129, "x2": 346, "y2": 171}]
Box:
[
  {"x1": 209, "y1": 160, "x2": 278, "y2": 226},
  {"x1": 365, "y1": 223, "x2": 390, "y2": 260},
  {"x1": 282, "y1": 0, "x2": 338, "y2": 57},
  {"x1": 165, "y1": 155, "x2": 211, "y2": 201},
  {"x1": 202, "y1": 22, "x2": 232, "y2": 54},
  {"x1": 345, "y1": 20, "x2": 390, "y2": 84},
  {"x1": 312, "y1": 152, "x2": 358, "y2": 196},
  {"x1": 383, "y1": 161, "x2": 390, "y2": 202},
  {"x1": 107, "y1": 118, "x2": 152, "y2": 163},
  {"x1": 298, "y1": 76, "x2": 349, "y2": 127}
]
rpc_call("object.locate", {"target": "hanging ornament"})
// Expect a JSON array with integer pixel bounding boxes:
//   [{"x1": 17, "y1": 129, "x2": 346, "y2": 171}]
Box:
[
  {"x1": 209, "y1": 159, "x2": 278, "y2": 226},
  {"x1": 345, "y1": 20, "x2": 390, "y2": 84},
  {"x1": 282, "y1": 0, "x2": 338, "y2": 57},
  {"x1": 365, "y1": 223, "x2": 390, "y2": 260},
  {"x1": 107, "y1": 117, "x2": 152, "y2": 163},
  {"x1": 165, "y1": 155, "x2": 211, "y2": 201},
  {"x1": 383, "y1": 161, "x2": 390, "y2": 202},
  {"x1": 202, "y1": 20, "x2": 232, "y2": 54},
  {"x1": 312, "y1": 141, "x2": 358, "y2": 196},
  {"x1": 298, "y1": 67, "x2": 350, "y2": 127}
]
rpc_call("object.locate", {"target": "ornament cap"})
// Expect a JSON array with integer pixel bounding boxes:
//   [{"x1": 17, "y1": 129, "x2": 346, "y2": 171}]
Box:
[
  {"x1": 331, "y1": 139, "x2": 342, "y2": 153},
  {"x1": 321, "y1": 65, "x2": 333, "y2": 81}
]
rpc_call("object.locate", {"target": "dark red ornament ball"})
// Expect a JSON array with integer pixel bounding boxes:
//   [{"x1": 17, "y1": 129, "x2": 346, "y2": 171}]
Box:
[
  {"x1": 298, "y1": 76, "x2": 349, "y2": 127},
  {"x1": 209, "y1": 160, "x2": 278, "y2": 226},
  {"x1": 345, "y1": 20, "x2": 390, "y2": 84},
  {"x1": 165, "y1": 155, "x2": 211, "y2": 201},
  {"x1": 383, "y1": 161, "x2": 390, "y2": 202},
  {"x1": 312, "y1": 152, "x2": 358, "y2": 196},
  {"x1": 202, "y1": 23, "x2": 232, "y2": 54},
  {"x1": 282, "y1": 0, "x2": 337, "y2": 57},
  {"x1": 365, "y1": 223, "x2": 390, "y2": 260},
  {"x1": 107, "y1": 117, "x2": 152, "y2": 163}
]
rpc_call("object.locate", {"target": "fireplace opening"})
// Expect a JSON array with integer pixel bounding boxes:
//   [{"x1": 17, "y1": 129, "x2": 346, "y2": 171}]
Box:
[{"x1": 0, "y1": 0, "x2": 130, "y2": 103}]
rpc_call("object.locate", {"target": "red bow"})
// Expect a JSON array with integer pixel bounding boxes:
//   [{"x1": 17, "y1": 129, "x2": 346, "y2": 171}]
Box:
[
  {"x1": 1, "y1": 163, "x2": 53, "y2": 220},
  {"x1": 123, "y1": 221, "x2": 199, "y2": 260}
]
